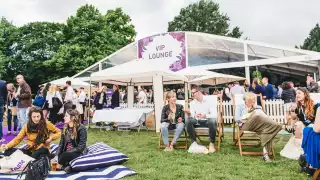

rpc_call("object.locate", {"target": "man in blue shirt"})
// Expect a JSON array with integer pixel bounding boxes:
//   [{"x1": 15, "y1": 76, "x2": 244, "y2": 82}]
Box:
[
  {"x1": 262, "y1": 77, "x2": 274, "y2": 100},
  {"x1": 0, "y1": 80, "x2": 8, "y2": 142}
]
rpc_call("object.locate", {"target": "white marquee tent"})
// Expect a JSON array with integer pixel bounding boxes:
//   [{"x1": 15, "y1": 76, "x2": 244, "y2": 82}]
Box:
[{"x1": 90, "y1": 58, "x2": 188, "y2": 132}]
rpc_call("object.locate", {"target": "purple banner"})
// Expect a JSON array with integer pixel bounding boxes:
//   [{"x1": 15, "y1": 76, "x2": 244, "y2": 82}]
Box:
[{"x1": 137, "y1": 32, "x2": 186, "y2": 72}]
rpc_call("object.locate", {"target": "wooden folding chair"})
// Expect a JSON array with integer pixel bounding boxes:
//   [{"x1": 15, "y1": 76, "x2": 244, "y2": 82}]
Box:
[
  {"x1": 313, "y1": 169, "x2": 320, "y2": 180},
  {"x1": 193, "y1": 95, "x2": 224, "y2": 151},
  {"x1": 232, "y1": 94, "x2": 275, "y2": 158}
]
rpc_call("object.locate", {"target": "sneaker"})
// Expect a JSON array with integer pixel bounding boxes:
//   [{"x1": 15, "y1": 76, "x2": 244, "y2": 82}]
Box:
[
  {"x1": 7, "y1": 131, "x2": 11, "y2": 135},
  {"x1": 262, "y1": 154, "x2": 272, "y2": 163},
  {"x1": 0, "y1": 138, "x2": 5, "y2": 143},
  {"x1": 13, "y1": 131, "x2": 18, "y2": 136}
]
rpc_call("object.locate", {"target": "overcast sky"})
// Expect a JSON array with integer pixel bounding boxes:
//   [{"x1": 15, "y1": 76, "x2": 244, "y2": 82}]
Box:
[{"x1": 1, "y1": 0, "x2": 319, "y2": 47}]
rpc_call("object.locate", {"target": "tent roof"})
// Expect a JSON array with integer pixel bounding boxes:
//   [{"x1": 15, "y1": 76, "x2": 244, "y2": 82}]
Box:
[
  {"x1": 73, "y1": 31, "x2": 320, "y2": 80},
  {"x1": 43, "y1": 76, "x2": 93, "y2": 88},
  {"x1": 90, "y1": 58, "x2": 188, "y2": 86}
]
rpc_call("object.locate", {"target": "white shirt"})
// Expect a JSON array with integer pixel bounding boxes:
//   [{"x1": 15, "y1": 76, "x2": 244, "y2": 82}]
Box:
[
  {"x1": 190, "y1": 96, "x2": 215, "y2": 119},
  {"x1": 230, "y1": 85, "x2": 245, "y2": 97},
  {"x1": 64, "y1": 86, "x2": 74, "y2": 102},
  {"x1": 78, "y1": 91, "x2": 86, "y2": 103},
  {"x1": 138, "y1": 91, "x2": 147, "y2": 104}
]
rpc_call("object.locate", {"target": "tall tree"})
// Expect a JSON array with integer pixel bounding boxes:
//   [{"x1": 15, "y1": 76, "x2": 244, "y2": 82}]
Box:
[
  {"x1": 46, "y1": 5, "x2": 136, "y2": 77},
  {"x1": 300, "y1": 23, "x2": 320, "y2": 52},
  {"x1": 105, "y1": 8, "x2": 136, "y2": 45},
  {"x1": 168, "y1": 0, "x2": 242, "y2": 38},
  {"x1": 0, "y1": 17, "x2": 18, "y2": 80}
]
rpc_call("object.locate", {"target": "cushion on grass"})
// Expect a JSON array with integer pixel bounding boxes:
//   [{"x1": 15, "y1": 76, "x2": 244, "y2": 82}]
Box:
[
  {"x1": 19, "y1": 144, "x2": 59, "y2": 154},
  {"x1": 70, "y1": 142, "x2": 129, "y2": 172}
]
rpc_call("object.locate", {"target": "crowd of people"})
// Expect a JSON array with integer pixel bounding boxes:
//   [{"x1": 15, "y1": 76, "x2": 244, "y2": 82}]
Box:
[
  {"x1": 0, "y1": 73, "x2": 319, "y2": 177},
  {"x1": 0, "y1": 75, "x2": 89, "y2": 173},
  {"x1": 159, "y1": 76, "x2": 320, "y2": 177}
]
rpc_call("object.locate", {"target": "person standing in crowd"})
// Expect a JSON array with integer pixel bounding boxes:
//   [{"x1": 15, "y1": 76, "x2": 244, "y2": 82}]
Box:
[
  {"x1": 134, "y1": 89, "x2": 138, "y2": 103},
  {"x1": 47, "y1": 85, "x2": 63, "y2": 124},
  {"x1": 138, "y1": 87, "x2": 147, "y2": 104},
  {"x1": 277, "y1": 84, "x2": 283, "y2": 99},
  {"x1": 42, "y1": 83, "x2": 51, "y2": 118},
  {"x1": 244, "y1": 79, "x2": 250, "y2": 92},
  {"x1": 94, "y1": 86, "x2": 107, "y2": 110},
  {"x1": 306, "y1": 74, "x2": 319, "y2": 93},
  {"x1": 149, "y1": 89, "x2": 154, "y2": 103},
  {"x1": 262, "y1": 77, "x2": 274, "y2": 100},
  {"x1": 289, "y1": 81, "x2": 296, "y2": 91},
  {"x1": 64, "y1": 81, "x2": 74, "y2": 114},
  {"x1": 16, "y1": 75, "x2": 32, "y2": 131},
  {"x1": 249, "y1": 78, "x2": 264, "y2": 105},
  {"x1": 272, "y1": 85, "x2": 278, "y2": 99},
  {"x1": 111, "y1": 85, "x2": 120, "y2": 108},
  {"x1": 0, "y1": 80, "x2": 7, "y2": 142},
  {"x1": 176, "y1": 89, "x2": 184, "y2": 100},
  {"x1": 7, "y1": 83, "x2": 18, "y2": 136},
  {"x1": 78, "y1": 87, "x2": 86, "y2": 122},
  {"x1": 222, "y1": 83, "x2": 233, "y2": 101},
  {"x1": 230, "y1": 81, "x2": 245, "y2": 97}
]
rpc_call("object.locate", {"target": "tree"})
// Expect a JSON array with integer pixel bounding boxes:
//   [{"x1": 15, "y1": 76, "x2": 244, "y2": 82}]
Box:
[
  {"x1": 0, "y1": 17, "x2": 18, "y2": 80},
  {"x1": 168, "y1": 0, "x2": 242, "y2": 38},
  {"x1": 300, "y1": 23, "x2": 320, "y2": 52},
  {"x1": 45, "y1": 5, "x2": 136, "y2": 76},
  {"x1": 105, "y1": 8, "x2": 136, "y2": 45}
]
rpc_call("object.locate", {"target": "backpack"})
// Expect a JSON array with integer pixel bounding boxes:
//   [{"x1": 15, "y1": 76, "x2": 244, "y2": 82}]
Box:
[
  {"x1": 33, "y1": 92, "x2": 46, "y2": 107},
  {"x1": 18, "y1": 156, "x2": 51, "y2": 180}
]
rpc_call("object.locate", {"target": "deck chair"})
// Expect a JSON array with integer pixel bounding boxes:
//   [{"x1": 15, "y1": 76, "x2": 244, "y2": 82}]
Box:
[
  {"x1": 158, "y1": 100, "x2": 188, "y2": 150},
  {"x1": 192, "y1": 95, "x2": 224, "y2": 151},
  {"x1": 313, "y1": 169, "x2": 320, "y2": 180},
  {"x1": 232, "y1": 94, "x2": 275, "y2": 158}
]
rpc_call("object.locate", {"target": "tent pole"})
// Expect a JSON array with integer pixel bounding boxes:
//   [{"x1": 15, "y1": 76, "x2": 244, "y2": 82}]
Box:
[{"x1": 88, "y1": 74, "x2": 92, "y2": 129}]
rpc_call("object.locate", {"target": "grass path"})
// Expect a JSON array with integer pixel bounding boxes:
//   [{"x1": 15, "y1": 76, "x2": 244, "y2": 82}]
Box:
[{"x1": 86, "y1": 129, "x2": 307, "y2": 180}]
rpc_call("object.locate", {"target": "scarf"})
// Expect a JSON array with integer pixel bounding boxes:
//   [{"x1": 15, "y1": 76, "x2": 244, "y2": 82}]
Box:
[{"x1": 99, "y1": 93, "x2": 105, "y2": 104}]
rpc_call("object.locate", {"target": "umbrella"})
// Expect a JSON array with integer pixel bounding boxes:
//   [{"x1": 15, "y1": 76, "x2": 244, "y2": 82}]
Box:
[{"x1": 188, "y1": 72, "x2": 245, "y2": 85}]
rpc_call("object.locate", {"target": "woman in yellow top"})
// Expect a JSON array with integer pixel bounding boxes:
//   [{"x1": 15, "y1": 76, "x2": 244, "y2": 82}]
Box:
[{"x1": 0, "y1": 107, "x2": 61, "y2": 159}]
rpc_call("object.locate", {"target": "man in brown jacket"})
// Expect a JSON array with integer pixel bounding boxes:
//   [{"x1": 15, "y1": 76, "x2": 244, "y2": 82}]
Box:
[{"x1": 15, "y1": 75, "x2": 32, "y2": 130}]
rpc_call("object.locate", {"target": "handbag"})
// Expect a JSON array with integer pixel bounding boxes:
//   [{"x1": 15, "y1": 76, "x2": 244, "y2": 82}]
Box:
[
  {"x1": 18, "y1": 156, "x2": 51, "y2": 180},
  {"x1": 0, "y1": 150, "x2": 34, "y2": 174},
  {"x1": 52, "y1": 92, "x2": 63, "y2": 109}
]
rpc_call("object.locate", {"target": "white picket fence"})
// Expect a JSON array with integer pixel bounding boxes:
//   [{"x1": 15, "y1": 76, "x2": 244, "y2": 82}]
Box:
[{"x1": 120, "y1": 99, "x2": 287, "y2": 124}]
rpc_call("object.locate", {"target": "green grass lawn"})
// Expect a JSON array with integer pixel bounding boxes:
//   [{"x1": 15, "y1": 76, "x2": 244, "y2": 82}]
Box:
[{"x1": 85, "y1": 129, "x2": 308, "y2": 180}]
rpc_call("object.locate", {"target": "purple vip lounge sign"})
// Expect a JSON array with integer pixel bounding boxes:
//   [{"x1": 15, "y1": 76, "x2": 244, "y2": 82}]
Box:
[{"x1": 137, "y1": 32, "x2": 187, "y2": 72}]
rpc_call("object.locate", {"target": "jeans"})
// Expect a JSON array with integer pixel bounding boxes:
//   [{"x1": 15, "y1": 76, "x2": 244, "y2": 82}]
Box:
[
  {"x1": 7, "y1": 109, "x2": 18, "y2": 132},
  {"x1": 161, "y1": 122, "x2": 185, "y2": 145},
  {"x1": 18, "y1": 108, "x2": 29, "y2": 131},
  {"x1": 0, "y1": 101, "x2": 4, "y2": 139},
  {"x1": 186, "y1": 117, "x2": 217, "y2": 143},
  {"x1": 58, "y1": 151, "x2": 82, "y2": 166},
  {"x1": 5, "y1": 147, "x2": 50, "y2": 160}
]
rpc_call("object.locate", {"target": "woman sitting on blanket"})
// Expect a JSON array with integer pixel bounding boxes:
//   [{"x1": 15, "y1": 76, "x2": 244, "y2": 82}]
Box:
[
  {"x1": 54, "y1": 109, "x2": 88, "y2": 173},
  {"x1": 0, "y1": 107, "x2": 61, "y2": 160},
  {"x1": 280, "y1": 87, "x2": 319, "y2": 160},
  {"x1": 161, "y1": 91, "x2": 185, "y2": 152},
  {"x1": 237, "y1": 92, "x2": 282, "y2": 162}
]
